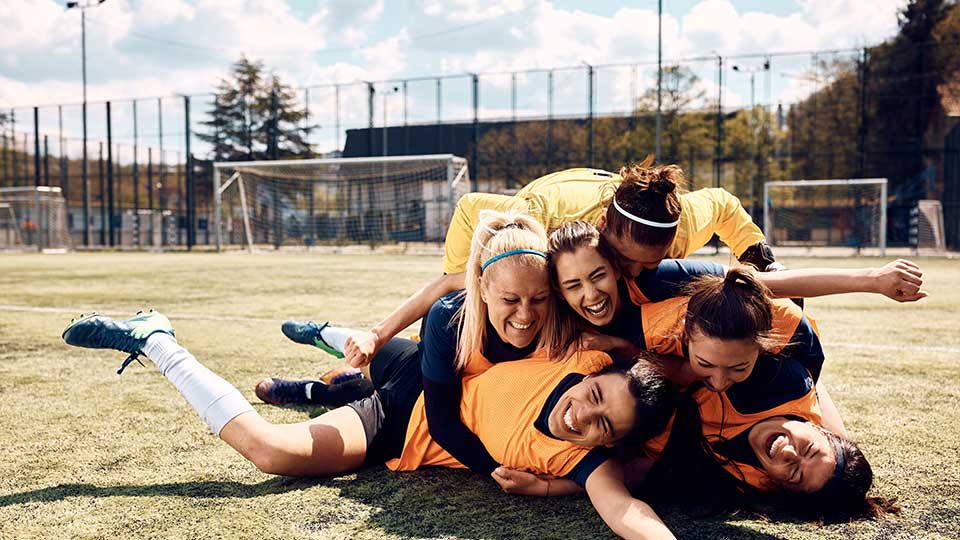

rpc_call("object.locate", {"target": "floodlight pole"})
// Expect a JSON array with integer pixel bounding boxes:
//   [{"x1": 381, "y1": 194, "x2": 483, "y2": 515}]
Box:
[
  {"x1": 655, "y1": 0, "x2": 662, "y2": 161},
  {"x1": 732, "y1": 61, "x2": 770, "y2": 220},
  {"x1": 66, "y1": 0, "x2": 106, "y2": 247}
]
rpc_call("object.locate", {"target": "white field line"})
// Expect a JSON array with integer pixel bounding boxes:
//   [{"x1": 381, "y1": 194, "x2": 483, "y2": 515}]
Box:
[
  {"x1": 3, "y1": 304, "x2": 958, "y2": 354},
  {"x1": 0, "y1": 304, "x2": 372, "y2": 328},
  {"x1": 826, "y1": 342, "x2": 960, "y2": 354}
]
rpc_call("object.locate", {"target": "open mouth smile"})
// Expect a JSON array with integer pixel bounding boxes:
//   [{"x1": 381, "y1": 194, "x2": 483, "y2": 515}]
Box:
[
  {"x1": 509, "y1": 321, "x2": 532, "y2": 330},
  {"x1": 563, "y1": 403, "x2": 580, "y2": 434},
  {"x1": 583, "y1": 298, "x2": 610, "y2": 318},
  {"x1": 765, "y1": 433, "x2": 787, "y2": 459}
]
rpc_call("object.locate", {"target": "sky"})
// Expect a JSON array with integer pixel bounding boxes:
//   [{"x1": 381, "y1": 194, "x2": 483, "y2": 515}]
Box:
[{"x1": 0, "y1": 0, "x2": 910, "y2": 156}]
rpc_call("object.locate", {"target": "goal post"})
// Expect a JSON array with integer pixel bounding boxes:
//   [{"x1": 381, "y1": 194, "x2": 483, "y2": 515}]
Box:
[
  {"x1": 212, "y1": 154, "x2": 471, "y2": 252},
  {"x1": 763, "y1": 178, "x2": 887, "y2": 255},
  {"x1": 0, "y1": 186, "x2": 71, "y2": 251}
]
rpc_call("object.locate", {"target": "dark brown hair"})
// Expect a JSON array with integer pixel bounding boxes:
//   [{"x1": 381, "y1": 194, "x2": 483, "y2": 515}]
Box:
[
  {"x1": 591, "y1": 354, "x2": 679, "y2": 448},
  {"x1": 682, "y1": 266, "x2": 778, "y2": 351},
  {"x1": 605, "y1": 155, "x2": 685, "y2": 248},
  {"x1": 643, "y1": 388, "x2": 899, "y2": 521}
]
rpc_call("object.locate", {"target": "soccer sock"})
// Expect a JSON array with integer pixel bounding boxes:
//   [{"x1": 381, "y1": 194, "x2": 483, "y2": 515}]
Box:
[
  {"x1": 319, "y1": 325, "x2": 363, "y2": 354},
  {"x1": 141, "y1": 333, "x2": 254, "y2": 437}
]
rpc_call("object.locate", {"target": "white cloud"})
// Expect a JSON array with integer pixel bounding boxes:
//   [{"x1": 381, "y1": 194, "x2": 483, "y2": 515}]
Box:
[{"x1": 419, "y1": 0, "x2": 531, "y2": 23}]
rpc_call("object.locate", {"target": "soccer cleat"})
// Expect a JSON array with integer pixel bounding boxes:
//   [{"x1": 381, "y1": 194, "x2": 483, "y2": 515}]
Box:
[
  {"x1": 255, "y1": 375, "x2": 373, "y2": 407},
  {"x1": 255, "y1": 378, "x2": 314, "y2": 406},
  {"x1": 62, "y1": 310, "x2": 175, "y2": 375},
  {"x1": 281, "y1": 320, "x2": 345, "y2": 359}
]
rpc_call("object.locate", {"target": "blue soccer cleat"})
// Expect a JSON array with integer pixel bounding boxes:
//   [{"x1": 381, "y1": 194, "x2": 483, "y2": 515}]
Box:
[
  {"x1": 255, "y1": 375, "x2": 373, "y2": 407},
  {"x1": 281, "y1": 320, "x2": 345, "y2": 359},
  {"x1": 62, "y1": 310, "x2": 175, "y2": 374}
]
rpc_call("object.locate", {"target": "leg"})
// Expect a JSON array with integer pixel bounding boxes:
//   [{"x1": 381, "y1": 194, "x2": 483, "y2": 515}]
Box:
[
  {"x1": 220, "y1": 407, "x2": 368, "y2": 477},
  {"x1": 63, "y1": 314, "x2": 369, "y2": 477}
]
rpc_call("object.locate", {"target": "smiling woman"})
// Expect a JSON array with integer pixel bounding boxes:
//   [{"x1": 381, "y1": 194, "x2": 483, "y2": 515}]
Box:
[
  {"x1": 61, "y1": 311, "x2": 680, "y2": 540},
  {"x1": 641, "y1": 371, "x2": 894, "y2": 520}
]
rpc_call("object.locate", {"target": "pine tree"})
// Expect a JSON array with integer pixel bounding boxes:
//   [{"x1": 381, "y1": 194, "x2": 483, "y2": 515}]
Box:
[{"x1": 198, "y1": 56, "x2": 312, "y2": 161}]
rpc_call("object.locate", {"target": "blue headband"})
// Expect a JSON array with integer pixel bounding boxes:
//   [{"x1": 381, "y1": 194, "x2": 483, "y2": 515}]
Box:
[
  {"x1": 816, "y1": 435, "x2": 847, "y2": 498},
  {"x1": 480, "y1": 249, "x2": 547, "y2": 274}
]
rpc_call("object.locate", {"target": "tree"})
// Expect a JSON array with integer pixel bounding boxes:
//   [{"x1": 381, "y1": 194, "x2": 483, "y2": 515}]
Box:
[
  {"x1": 634, "y1": 65, "x2": 713, "y2": 166},
  {"x1": 198, "y1": 56, "x2": 313, "y2": 161}
]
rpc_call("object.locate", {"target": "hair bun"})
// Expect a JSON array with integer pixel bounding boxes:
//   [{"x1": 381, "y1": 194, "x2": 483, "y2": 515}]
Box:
[{"x1": 650, "y1": 166, "x2": 681, "y2": 197}]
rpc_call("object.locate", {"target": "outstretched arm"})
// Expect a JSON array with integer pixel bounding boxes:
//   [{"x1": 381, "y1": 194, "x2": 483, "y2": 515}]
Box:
[
  {"x1": 344, "y1": 272, "x2": 465, "y2": 367},
  {"x1": 491, "y1": 467, "x2": 583, "y2": 496},
  {"x1": 585, "y1": 460, "x2": 675, "y2": 540},
  {"x1": 816, "y1": 381, "x2": 848, "y2": 438},
  {"x1": 758, "y1": 259, "x2": 927, "y2": 302}
]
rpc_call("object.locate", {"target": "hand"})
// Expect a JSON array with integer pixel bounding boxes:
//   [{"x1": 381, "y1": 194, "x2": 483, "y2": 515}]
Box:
[
  {"x1": 579, "y1": 332, "x2": 631, "y2": 353},
  {"x1": 491, "y1": 467, "x2": 553, "y2": 496},
  {"x1": 343, "y1": 330, "x2": 380, "y2": 368},
  {"x1": 868, "y1": 259, "x2": 927, "y2": 302}
]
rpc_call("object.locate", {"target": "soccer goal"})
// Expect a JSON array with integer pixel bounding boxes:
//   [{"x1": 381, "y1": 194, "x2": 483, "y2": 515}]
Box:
[
  {"x1": 212, "y1": 155, "x2": 471, "y2": 252},
  {"x1": 763, "y1": 178, "x2": 887, "y2": 255},
  {"x1": 0, "y1": 186, "x2": 71, "y2": 251},
  {"x1": 910, "y1": 199, "x2": 946, "y2": 254}
]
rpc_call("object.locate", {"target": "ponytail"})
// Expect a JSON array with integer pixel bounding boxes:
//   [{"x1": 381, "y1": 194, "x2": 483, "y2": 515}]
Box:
[
  {"x1": 605, "y1": 155, "x2": 685, "y2": 248},
  {"x1": 682, "y1": 266, "x2": 777, "y2": 349}
]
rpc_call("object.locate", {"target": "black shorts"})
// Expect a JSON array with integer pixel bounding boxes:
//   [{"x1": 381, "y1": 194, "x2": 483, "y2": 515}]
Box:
[{"x1": 345, "y1": 338, "x2": 424, "y2": 465}]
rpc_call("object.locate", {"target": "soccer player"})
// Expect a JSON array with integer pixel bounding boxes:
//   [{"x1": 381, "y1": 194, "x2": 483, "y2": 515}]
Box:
[
  {"x1": 61, "y1": 310, "x2": 679, "y2": 540},
  {"x1": 328, "y1": 158, "x2": 776, "y2": 368}
]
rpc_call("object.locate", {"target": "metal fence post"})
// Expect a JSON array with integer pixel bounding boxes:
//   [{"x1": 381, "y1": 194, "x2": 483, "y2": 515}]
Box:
[
  {"x1": 184, "y1": 95, "x2": 194, "y2": 250},
  {"x1": 367, "y1": 83, "x2": 375, "y2": 156},
  {"x1": 472, "y1": 73, "x2": 479, "y2": 192},
  {"x1": 106, "y1": 101, "x2": 114, "y2": 247},
  {"x1": 132, "y1": 100, "x2": 139, "y2": 248},
  {"x1": 33, "y1": 107, "x2": 41, "y2": 187},
  {"x1": 587, "y1": 64, "x2": 594, "y2": 168}
]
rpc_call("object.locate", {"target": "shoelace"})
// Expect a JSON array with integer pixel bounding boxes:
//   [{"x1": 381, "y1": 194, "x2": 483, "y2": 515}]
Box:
[{"x1": 117, "y1": 353, "x2": 145, "y2": 375}]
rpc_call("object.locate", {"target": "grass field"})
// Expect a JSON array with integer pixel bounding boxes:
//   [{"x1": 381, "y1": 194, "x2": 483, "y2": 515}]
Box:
[{"x1": 1, "y1": 251, "x2": 958, "y2": 540}]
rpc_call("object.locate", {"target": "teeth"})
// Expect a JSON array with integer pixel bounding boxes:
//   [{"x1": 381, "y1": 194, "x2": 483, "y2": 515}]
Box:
[
  {"x1": 769, "y1": 435, "x2": 786, "y2": 458},
  {"x1": 564, "y1": 407, "x2": 579, "y2": 433},
  {"x1": 584, "y1": 298, "x2": 609, "y2": 316},
  {"x1": 509, "y1": 321, "x2": 531, "y2": 330}
]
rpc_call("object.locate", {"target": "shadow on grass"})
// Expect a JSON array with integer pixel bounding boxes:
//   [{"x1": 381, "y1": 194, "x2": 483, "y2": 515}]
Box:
[
  {"x1": 0, "y1": 476, "x2": 315, "y2": 506},
  {"x1": 1, "y1": 468, "x2": 792, "y2": 539},
  {"x1": 329, "y1": 467, "x2": 793, "y2": 540}
]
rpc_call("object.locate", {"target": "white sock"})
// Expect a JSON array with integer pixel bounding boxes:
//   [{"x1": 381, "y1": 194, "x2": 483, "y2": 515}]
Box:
[
  {"x1": 141, "y1": 333, "x2": 254, "y2": 437},
  {"x1": 319, "y1": 325, "x2": 362, "y2": 353}
]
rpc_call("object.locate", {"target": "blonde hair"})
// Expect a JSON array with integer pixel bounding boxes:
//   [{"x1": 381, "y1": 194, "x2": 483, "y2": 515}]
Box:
[{"x1": 454, "y1": 210, "x2": 552, "y2": 371}]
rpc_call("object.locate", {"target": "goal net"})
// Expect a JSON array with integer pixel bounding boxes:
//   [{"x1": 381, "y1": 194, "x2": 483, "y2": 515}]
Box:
[
  {"x1": 910, "y1": 199, "x2": 946, "y2": 253},
  {"x1": 0, "y1": 186, "x2": 71, "y2": 251},
  {"x1": 213, "y1": 155, "x2": 471, "y2": 251},
  {"x1": 763, "y1": 178, "x2": 887, "y2": 254}
]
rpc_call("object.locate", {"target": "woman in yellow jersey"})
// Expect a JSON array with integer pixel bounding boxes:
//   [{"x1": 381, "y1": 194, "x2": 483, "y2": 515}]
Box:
[
  {"x1": 330, "y1": 158, "x2": 775, "y2": 368},
  {"x1": 61, "y1": 318, "x2": 681, "y2": 538}
]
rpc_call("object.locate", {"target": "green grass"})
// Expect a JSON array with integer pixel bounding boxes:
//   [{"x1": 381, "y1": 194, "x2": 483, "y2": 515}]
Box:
[{"x1": 0, "y1": 252, "x2": 958, "y2": 540}]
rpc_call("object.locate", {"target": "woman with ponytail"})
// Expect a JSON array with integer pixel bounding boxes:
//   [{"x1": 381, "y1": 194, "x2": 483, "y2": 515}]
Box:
[{"x1": 324, "y1": 157, "x2": 775, "y2": 369}]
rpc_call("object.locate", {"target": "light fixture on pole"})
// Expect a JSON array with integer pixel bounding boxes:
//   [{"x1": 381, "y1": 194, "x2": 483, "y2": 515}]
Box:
[
  {"x1": 732, "y1": 60, "x2": 771, "y2": 220},
  {"x1": 65, "y1": 0, "x2": 107, "y2": 247},
  {"x1": 382, "y1": 85, "x2": 400, "y2": 158}
]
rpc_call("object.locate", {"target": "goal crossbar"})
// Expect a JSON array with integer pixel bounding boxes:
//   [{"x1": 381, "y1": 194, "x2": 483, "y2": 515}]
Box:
[{"x1": 212, "y1": 154, "x2": 470, "y2": 251}]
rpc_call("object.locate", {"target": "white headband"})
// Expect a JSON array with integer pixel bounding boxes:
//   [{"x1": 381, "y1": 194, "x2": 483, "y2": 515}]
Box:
[{"x1": 612, "y1": 198, "x2": 679, "y2": 228}]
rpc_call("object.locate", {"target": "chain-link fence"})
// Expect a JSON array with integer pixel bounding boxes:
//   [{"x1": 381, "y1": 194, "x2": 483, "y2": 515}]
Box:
[{"x1": 1, "y1": 42, "x2": 957, "y2": 250}]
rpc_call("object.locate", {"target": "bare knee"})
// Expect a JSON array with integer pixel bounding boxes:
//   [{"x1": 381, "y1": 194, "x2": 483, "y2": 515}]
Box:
[{"x1": 232, "y1": 428, "x2": 301, "y2": 476}]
